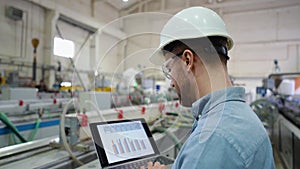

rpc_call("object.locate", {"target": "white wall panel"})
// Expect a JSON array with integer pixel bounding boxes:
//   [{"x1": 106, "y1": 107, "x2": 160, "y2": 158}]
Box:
[
  {"x1": 224, "y1": 9, "x2": 277, "y2": 43},
  {"x1": 125, "y1": 41, "x2": 158, "y2": 70},
  {"x1": 94, "y1": 2, "x2": 119, "y2": 23},
  {"x1": 166, "y1": 0, "x2": 185, "y2": 9},
  {"x1": 0, "y1": 0, "x2": 45, "y2": 60},
  {"x1": 0, "y1": 0, "x2": 45, "y2": 81},
  {"x1": 285, "y1": 44, "x2": 299, "y2": 72},
  {"x1": 0, "y1": 13, "x2": 21, "y2": 57},
  {"x1": 229, "y1": 44, "x2": 299, "y2": 76},
  {"x1": 96, "y1": 33, "x2": 120, "y2": 73},
  {"x1": 54, "y1": 20, "x2": 91, "y2": 71},
  {"x1": 230, "y1": 43, "x2": 287, "y2": 61},
  {"x1": 55, "y1": 0, "x2": 91, "y2": 17},
  {"x1": 298, "y1": 45, "x2": 300, "y2": 71},
  {"x1": 224, "y1": 5, "x2": 300, "y2": 92},
  {"x1": 0, "y1": 0, "x2": 121, "y2": 88},
  {"x1": 1, "y1": 0, "x2": 299, "y2": 91},
  {"x1": 122, "y1": 13, "x2": 170, "y2": 71},
  {"x1": 277, "y1": 6, "x2": 300, "y2": 40}
]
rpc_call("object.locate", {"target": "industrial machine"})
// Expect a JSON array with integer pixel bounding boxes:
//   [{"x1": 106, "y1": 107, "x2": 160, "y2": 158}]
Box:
[
  {"x1": 0, "y1": 99, "x2": 193, "y2": 169},
  {"x1": 0, "y1": 96, "x2": 74, "y2": 148},
  {"x1": 0, "y1": 74, "x2": 191, "y2": 169},
  {"x1": 251, "y1": 72, "x2": 300, "y2": 169}
]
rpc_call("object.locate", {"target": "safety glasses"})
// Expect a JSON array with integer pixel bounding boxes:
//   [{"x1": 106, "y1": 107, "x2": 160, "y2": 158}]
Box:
[{"x1": 162, "y1": 51, "x2": 184, "y2": 79}]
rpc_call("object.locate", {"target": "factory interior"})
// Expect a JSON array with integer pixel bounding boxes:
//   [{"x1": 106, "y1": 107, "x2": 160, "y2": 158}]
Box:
[{"x1": 0, "y1": 0, "x2": 300, "y2": 168}]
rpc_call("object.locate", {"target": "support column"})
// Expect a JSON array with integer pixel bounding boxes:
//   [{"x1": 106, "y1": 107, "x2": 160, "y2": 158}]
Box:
[
  {"x1": 43, "y1": 9, "x2": 59, "y2": 89},
  {"x1": 90, "y1": 31, "x2": 98, "y2": 88},
  {"x1": 297, "y1": 44, "x2": 300, "y2": 72}
]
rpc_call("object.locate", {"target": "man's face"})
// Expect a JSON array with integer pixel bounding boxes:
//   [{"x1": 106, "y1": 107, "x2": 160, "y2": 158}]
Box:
[{"x1": 163, "y1": 50, "x2": 198, "y2": 107}]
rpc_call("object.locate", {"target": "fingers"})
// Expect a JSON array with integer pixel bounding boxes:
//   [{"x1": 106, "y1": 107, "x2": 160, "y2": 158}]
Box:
[
  {"x1": 148, "y1": 161, "x2": 153, "y2": 168},
  {"x1": 143, "y1": 161, "x2": 167, "y2": 169},
  {"x1": 154, "y1": 162, "x2": 161, "y2": 166},
  {"x1": 140, "y1": 166, "x2": 145, "y2": 169}
]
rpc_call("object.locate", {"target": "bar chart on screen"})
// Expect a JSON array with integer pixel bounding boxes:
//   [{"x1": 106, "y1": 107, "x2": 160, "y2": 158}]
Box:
[
  {"x1": 98, "y1": 121, "x2": 155, "y2": 163},
  {"x1": 111, "y1": 138, "x2": 147, "y2": 155}
]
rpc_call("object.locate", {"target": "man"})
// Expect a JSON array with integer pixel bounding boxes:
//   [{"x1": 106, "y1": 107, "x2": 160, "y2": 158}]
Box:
[
  {"x1": 35, "y1": 79, "x2": 48, "y2": 92},
  {"x1": 143, "y1": 7, "x2": 275, "y2": 169}
]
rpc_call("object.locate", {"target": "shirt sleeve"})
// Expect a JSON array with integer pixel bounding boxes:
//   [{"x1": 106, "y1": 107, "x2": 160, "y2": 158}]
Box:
[{"x1": 172, "y1": 132, "x2": 245, "y2": 169}]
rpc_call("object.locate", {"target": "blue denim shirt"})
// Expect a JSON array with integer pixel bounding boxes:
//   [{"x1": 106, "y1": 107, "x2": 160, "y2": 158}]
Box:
[{"x1": 172, "y1": 87, "x2": 275, "y2": 169}]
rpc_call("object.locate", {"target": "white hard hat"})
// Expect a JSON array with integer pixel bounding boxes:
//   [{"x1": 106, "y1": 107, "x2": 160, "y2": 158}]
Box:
[{"x1": 150, "y1": 6, "x2": 234, "y2": 65}]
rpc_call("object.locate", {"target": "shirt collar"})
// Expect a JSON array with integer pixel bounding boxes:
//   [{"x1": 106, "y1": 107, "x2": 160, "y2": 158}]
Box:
[{"x1": 191, "y1": 87, "x2": 246, "y2": 120}]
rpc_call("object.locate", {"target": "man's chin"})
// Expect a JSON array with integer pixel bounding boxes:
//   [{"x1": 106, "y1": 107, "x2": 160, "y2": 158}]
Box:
[
  {"x1": 178, "y1": 95, "x2": 192, "y2": 107},
  {"x1": 180, "y1": 101, "x2": 188, "y2": 107},
  {"x1": 179, "y1": 98, "x2": 193, "y2": 107},
  {"x1": 179, "y1": 98, "x2": 187, "y2": 107}
]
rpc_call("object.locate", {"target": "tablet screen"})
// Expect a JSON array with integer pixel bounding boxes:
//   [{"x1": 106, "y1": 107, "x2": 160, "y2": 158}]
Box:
[{"x1": 97, "y1": 121, "x2": 155, "y2": 164}]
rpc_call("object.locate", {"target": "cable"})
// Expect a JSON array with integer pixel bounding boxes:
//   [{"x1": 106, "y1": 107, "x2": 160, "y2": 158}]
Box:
[
  {"x1": 149, "y1": 118, "x2": 164, "y2": 131},
  {"x1": 0, "y1": 112, "x2": 27, "y2": 143},
  {"x1": 10, "y1": 132, "x2": 17, "y2": 144},
  {"x1": 28, "y1": 118, "x2": 41, "y2": 141},
  {"x1": 163, "y1": 102, "x2": 185, "y2": 129},
  {"x1": 178, "y1": 112, "x2": 194, "y2": 124},
  {"x1": 60, "y1": 98, "x2": 84, "y2": 166},
  {"x1": 27, "y1": 107, "x2": 43, "y2": 141},
  {"x1": 55, "y1": 24, "x2": 64, "y2": 39}
]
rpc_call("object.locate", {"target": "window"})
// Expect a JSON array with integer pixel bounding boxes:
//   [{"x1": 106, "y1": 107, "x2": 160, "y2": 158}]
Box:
[
  {"x1": 60, "y1": 81, "x2": 72, "y2": 87},
  {"x1": 53, "y1": 37, "x2": 75, "y2": 58}
]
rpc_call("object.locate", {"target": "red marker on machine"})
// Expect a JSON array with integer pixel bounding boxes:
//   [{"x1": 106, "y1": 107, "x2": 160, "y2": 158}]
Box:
[
  {"x1": 19, "y1": 100, "x2": 24, "y2": 106},
  {"x1": 141, "y1": 106, "x2": 146, "y2": 114},
  {"x1": 117, "y1": 109, "x2": 123, "y2": 119}
]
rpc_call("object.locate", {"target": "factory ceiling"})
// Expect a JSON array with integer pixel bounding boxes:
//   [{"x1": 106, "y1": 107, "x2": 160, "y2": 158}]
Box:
[{"x1": 94, "y1": 0, "x2": 300, "y2": 16}]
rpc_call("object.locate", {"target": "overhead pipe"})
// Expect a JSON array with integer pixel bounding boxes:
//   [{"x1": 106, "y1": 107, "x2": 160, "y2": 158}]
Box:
[
  {"x1": 0, "y1": 59, "x2": 93, "y2": 74},
  {"x1": 24, "y1": 11, "x2": 28, "y2": 58},
  {"x1": 19, "y1": 10, "x2": 29, "y2": 59}
]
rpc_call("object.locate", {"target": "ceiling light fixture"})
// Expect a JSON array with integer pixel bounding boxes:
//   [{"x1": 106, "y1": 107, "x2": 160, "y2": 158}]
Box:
[{"x1": 122, "y1": 0, "x2": 129, "y2": 2}]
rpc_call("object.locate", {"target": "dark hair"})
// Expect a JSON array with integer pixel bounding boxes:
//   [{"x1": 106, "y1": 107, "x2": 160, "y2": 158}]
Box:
[{"x1": 162, "y1": 36, "x2": 229, "y2": 61}]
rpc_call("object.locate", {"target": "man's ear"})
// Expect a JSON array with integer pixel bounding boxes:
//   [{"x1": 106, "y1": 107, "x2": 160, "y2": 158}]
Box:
[{"x1": 183, "y1": 49, "x2": 195, "y2": 72}]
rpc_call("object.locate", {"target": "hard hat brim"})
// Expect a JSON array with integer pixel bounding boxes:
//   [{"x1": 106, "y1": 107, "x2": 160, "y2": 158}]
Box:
[{"x1": 149, "y1": 47, "x2": 165, "y2": 66}]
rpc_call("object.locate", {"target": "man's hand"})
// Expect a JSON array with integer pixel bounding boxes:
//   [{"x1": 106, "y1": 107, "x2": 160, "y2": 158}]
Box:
[{"x1": 140, "y1": 161, "x2": 168, "y2": 169}]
